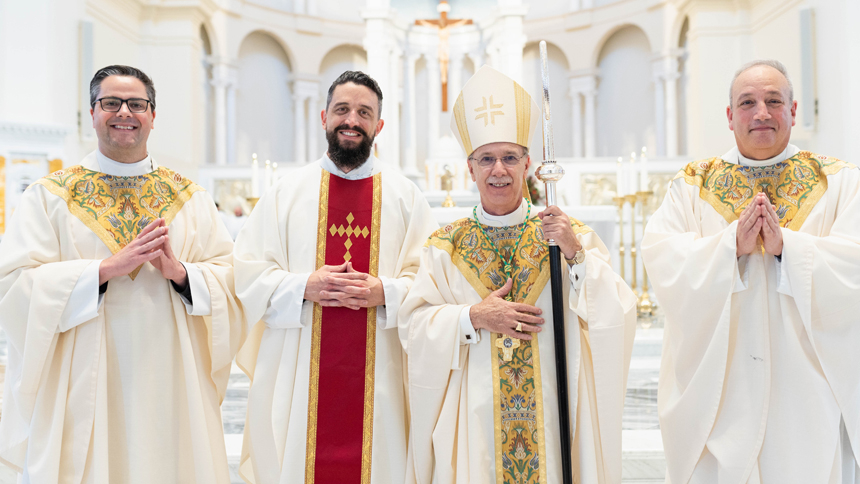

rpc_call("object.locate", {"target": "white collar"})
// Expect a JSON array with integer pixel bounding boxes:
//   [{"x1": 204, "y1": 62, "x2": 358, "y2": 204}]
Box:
[
  {"x1": 721, "y1": 144, "x2": 800, "y2": 167},
  {"x1": 95, "y1": 149, "x2": 155, "y2": 176},
  {"x1": 319, "y1": 153, "x2": 376, "y2": 180},
  {"x1": 476, "y1": 198, "x2": 529, "y2": 227}
]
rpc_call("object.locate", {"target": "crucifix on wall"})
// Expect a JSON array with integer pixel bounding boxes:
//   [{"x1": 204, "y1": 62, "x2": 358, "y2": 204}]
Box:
[{"x1": 415, "y1": 0, "x2": 473, "y2": 112}]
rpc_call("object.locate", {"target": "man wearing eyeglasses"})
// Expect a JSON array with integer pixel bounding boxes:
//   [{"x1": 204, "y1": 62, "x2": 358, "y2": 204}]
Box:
[
  {"x1": 400, "y1": 65, "x2": 637, "y2": 484},
  {"x1": 0, "y1": 65, "x2": 244, "y2": 483}
]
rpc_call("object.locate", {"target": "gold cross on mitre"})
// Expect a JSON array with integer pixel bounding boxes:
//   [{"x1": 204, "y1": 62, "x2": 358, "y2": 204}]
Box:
[
  {"x1": 474, "y1": 96, "x2": 504, "y2": 126},
  {"x1": 415, "y1": 0, "x2": 473, "y2": 112},
  {"x1": 495, "y1": 335, "x2": 520, "y2": 362},
  {"x1": 329, "y1": 212, "x2": 369, "y2": 262}
]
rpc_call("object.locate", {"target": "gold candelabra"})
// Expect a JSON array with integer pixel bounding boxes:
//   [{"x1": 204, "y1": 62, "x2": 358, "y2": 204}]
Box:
[
  {"x1": 612, "y1": 196, "x2": 626, "y2": 281},
  {"x1": 624, "y1": 194, "x2": 639, "y2": 298},
  {"x1": 636, "y1": 191, "x2": 656, "y2": 316}
]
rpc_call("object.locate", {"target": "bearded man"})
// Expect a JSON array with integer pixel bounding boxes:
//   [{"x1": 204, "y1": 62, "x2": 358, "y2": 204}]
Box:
[
  {"x1": 643, "y1": 60, "x2": 860, "y2": 483},
  {"x1": 233, "y1": 71, "x2": 437, "y2": 484}
]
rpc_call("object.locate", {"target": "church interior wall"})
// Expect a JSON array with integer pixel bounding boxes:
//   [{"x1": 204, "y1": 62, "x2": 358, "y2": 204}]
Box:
[
  {"x1": 235, "y1": 31, "x2": 294, "y2": 168},
  {"x1": 595, "y1": 25, "x2": 656, "y2": 158}
]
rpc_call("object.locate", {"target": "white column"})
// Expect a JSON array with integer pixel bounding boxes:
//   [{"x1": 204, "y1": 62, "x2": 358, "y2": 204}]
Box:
[
  {"x1": 652, "y1": 60, "x2": 667, "y2": 157},
  {"x1": 293, "y1": 94, "x2": 307, "y2": 163},
  {"x1": 387, "y1": 49, "x2": 401, "y2": 164},
  {"x1": 226, "y1": 83, "x2": 237, "y2": 164},
  {"x1": 664, "y1": 56, "x2": 680, "y2": 157},
  {"x1": 294, "y1": 0, "x2": 306, "y2": 15},
  {"x1": 426, "y1": 55, "x2": 441, "y2": 157},
  {"x1": 212, "y1": 79, "x2": 227, "y2": 166},
  {"x1": 211, "y1": 62, "x2": 237, "y2": 166},
  {"x1": 306, "y1": 0, "x2": 317, "y2": 16},
  {"x1": 569, "y1": 88, "x2": 583, "y2": 158},
  {"x1": 404, "y1": 53, "x2": 421, "y2": 179},
  {"x1": 583, "y1": 89, "x2": 597, "y2": 158},
  {"x1": 362, "y1": 7, "x2": 395, "y2": 162},
  {"x1": 492, "y1": 2, "x2": 528, "y2": 82},
  {"x1": 448, "y1": 52, "x2": 463, "y2": 109},
  {"x1": 307, "y1": 93, "x2": 320, "y2": 161}
]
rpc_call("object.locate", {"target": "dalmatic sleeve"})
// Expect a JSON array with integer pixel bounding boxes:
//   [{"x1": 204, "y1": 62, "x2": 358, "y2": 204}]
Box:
[
  {"x1": 379, "y1": 185, "x2": 438, "y2": 331},
  {"x1": 0, "y1": 186, "x2": 93, "y2": 470},
  {"x1": 640, "y1": 179, "x2": 746, "y2": 483},
  {"x1": 779, "y1": 167, "x2": 860, "y2": 463},
  {"x1": 173, "y1": 192, "x2": 247, "y2": 402},
  {"x1": 398, "y1": 246, "x2": 471, "y2": 484}
]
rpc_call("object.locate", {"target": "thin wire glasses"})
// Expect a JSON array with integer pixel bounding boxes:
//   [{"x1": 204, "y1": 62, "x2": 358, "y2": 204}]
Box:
[
  {"x1": 95, "y1": 97, "x2": 152, "y2": 113},
  {"x1": 469, "y1": 153, "x2": 527, "y2": 167}
]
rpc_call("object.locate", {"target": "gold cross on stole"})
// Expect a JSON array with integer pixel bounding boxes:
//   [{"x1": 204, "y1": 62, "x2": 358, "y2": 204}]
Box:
[
  {"x1": 495, "y1": 336, "x2": 520, "y2": 362},
  {"x1": 329, "y1": 212, "x2": 369, "y2": 262}
]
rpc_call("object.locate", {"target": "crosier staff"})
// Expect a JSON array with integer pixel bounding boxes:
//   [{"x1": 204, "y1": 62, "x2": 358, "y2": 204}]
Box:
[{"x1": 534, "y1": 39, "x2": 573, "y2": 484}]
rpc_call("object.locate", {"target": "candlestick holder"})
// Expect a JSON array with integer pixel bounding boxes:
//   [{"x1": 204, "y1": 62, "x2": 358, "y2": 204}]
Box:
[
  {"x1": 635, "y1": 190, "x2": 656, "y2": 317},
  {"x1": 624, "y1": 194, "x2": 639, "y2": 298},
  {"x1": 612, "y1": 196, "x2": 626, "y2": 282}
]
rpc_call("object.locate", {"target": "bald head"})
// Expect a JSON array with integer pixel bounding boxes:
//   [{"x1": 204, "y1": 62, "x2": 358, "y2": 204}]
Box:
[{"x1": 729, "y1": 60, "x2": 793, "y2": 108}]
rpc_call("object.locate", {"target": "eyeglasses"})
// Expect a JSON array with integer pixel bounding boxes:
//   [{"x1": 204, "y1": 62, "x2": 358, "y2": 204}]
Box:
[
  {"x1": 469, "y1": 153, "x2": 527, "y2": 167},
  {"x1": 95, "y1": 97, "x2": 152, "y2": 113}
]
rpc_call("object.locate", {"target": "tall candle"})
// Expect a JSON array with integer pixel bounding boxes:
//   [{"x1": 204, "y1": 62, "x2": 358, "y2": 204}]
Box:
[
  {"x1": 272, "y1": 162, "x2": 278, "y2": 187},
  {"x1": 251, "y1": 153, "x2": 259, "y2": 197},
  {"x1": 640, "y1": 146, "x2": 649, "y2": 193},
  {"x1": 264, "y1": 160, "x2": 272, "y2": 191},
  {"x1": 616, "y1": 157, "x2": 625, "y2": 196},
  {"x1": 629, "y1": 152, "x2": 638, "y2": 194}
]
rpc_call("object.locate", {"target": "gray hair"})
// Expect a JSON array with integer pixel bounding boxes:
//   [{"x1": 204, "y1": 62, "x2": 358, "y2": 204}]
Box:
[
  {"x1": 90, "y1": 65, "x2": 156, "y2": 110},
  {"x1": 729, "y1": 59, "x2": 793, "y2": 106}
]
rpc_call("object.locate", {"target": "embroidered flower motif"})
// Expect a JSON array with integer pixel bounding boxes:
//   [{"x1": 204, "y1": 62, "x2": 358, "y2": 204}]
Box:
[
  {"x1": 138, "y1": 216, "x2": 153, "y2": 231},
  {"x1": 106, "y1": 214, "x2": 123, "y2": 229},
  {"x1": 529, "y1": 451, "x2": 539, "y2": 470},
  {"x1": 509, "y1": 393, "x2": 527, "y2": 409},
  {"x1": 501, "y1": 451, "x2": 512, "y2": 470},
  {"x1": 506, "y1": 367, "x2": 528, "y2": 391}
]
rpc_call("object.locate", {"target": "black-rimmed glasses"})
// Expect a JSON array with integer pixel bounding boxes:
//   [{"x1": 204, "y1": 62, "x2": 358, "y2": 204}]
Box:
[{"x1": 95, "y1": 97, "x2": 152, "y2": 113}]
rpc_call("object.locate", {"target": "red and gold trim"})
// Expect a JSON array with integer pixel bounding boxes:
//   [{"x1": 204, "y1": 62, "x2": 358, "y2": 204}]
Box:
[{"x1": 306, "y1": 169, "x2": 382, "y2": 484}]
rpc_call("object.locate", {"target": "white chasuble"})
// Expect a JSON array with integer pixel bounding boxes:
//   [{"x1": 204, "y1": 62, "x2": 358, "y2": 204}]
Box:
[
  {"x1": 401, "y1": 211, "x2": 637, "y2": 484},
  {"x1": 233, "y1": 157, "x2": 437, "y2": 484},
  {"x1": 643, "y1": 151, "x2": 860, "y2": 484},
  {"x1": 0, "y1": 151, "x2": 245, "y2": 483}
]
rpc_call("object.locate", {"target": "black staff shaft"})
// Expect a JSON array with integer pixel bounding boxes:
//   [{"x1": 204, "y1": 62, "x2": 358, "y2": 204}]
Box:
[{"x1": 549, "y1": 245, "x2": 573, "y2": 484}]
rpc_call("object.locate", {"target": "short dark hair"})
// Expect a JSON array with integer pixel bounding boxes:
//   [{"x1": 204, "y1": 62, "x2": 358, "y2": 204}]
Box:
[
  {"x1": 325, "y1": 70, "x2": 383, "y2": 115},
  {"x1": 90, "y1": 65, "x2": 156, "y2": 110}
]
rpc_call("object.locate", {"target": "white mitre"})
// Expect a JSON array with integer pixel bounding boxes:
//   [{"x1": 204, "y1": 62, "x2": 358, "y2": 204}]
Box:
[{"x1": 450, "y1": 65, "x2": 541, "y2": 156}]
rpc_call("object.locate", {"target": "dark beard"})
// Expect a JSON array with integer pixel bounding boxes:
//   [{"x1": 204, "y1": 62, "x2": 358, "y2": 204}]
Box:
[{"x1": 326, "y1": 124, "x2": 374, "y2": 171}]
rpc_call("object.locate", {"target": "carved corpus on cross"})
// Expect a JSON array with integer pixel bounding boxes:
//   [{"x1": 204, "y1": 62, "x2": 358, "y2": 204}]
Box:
[{"x1": 415, "y1": 0, "x2": 473, "y2": 112}]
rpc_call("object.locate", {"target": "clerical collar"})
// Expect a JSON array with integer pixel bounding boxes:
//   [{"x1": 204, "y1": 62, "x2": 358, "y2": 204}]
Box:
[
  {"x1": 721, "y1": 144, "x2": 799, "y2": 167},
  {"x1": 319, "y1": 153, "x2": 376, "y2": 180},
  {"x1": 476, "y1": 199, "x2": 528, "y2": 227},
  {"x1": 96, "y1": 150, "x2": 155, "y2": 176}
]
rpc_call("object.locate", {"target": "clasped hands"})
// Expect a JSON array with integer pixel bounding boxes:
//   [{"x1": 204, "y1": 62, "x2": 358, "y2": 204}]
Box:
[
  {"x1": 304, "y1": 261, "x2": 385, "y2": 310},
  {"x1": 737, "y1": 192, "x2": 783, "y2": 257},
  {"x1": 98, "y1": 218, "x2": 187, "y2": 286}
]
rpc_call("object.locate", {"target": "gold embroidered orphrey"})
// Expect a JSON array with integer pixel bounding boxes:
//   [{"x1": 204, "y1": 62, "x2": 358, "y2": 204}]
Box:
[
  {"x1": 676, "y1": 151, "x2": 855, "y2": 229},
  {"x1": 34, "y1": 165, "x2": 202, "y2": 279},
  {"x1": 475, "y1": 95, "x2": 504, "y2": 126},
  {"x1": 329, "y1": 212, "x2": 370, "y2": 262},
  {"x1": 426, "y1": 215, "x2": 593, "y2": 484}
]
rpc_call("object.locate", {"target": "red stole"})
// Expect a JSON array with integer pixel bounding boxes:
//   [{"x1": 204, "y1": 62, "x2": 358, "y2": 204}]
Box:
[{"x1": 305, "y1": 169, "x2": 381, "y2": 484}]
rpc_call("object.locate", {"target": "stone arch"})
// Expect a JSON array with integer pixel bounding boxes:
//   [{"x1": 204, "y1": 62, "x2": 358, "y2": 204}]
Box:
[
  {"x1": 236, "y1": 31, "x2": 294, "y2": 165},
  {"x1": 594, "y1": 24, "x2": 655, "y2": 157},
  {"x1": 522, "y1": 41, "x2": 572, "y2": 158}
]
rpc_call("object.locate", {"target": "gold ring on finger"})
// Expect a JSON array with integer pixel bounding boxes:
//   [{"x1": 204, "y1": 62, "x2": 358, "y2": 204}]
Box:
[{"x1": 516, "y1": 322, "x2": 523, "y2": 332}]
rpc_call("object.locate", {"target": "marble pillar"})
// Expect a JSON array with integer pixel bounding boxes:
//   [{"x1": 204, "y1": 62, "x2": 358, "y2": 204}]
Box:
[
  {"x1": 652, "y1": 61, "x2": 667, "y2": 157},
  {"x1": 293, "y1": 93, "x2": 307, "y2": 163},
  {"x1": 426, "y1": 55, "x2": 441, "y2": 158},
  {"x1": 387, "y1": 48, "x2": 401, "y2": 165},
  {"x1": 307, "y1": 94, "x2": 319, "y2": 161},
  {"x1": 583, "y1": 89, "x2": 597, "y2": 158},
  {"x1": 211, "y1": 61, "x2": 237, "y2": 165},
  {"x1": 404, "y1": 53, "x2": 421, "y2": 180},
  {"x1": 664, "y1": 56, "x2": 680, "y2": 158},
  {"x1": 568, "y1": 80, "x2": 583, "y2": 158}
]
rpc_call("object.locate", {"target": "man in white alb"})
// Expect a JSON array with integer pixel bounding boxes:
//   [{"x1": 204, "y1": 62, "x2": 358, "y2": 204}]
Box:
[
  {"x1": 643, "y1": 60, "x2": 860, "y2": 483},
  {"x1": 0, "y1": 65, "x2": 244, "y2": 483}
]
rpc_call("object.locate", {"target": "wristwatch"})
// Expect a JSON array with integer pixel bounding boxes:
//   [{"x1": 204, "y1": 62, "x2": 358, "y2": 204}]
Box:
[{"x1": 566, "y1": 248, "x2": 586, "y2": 265}]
